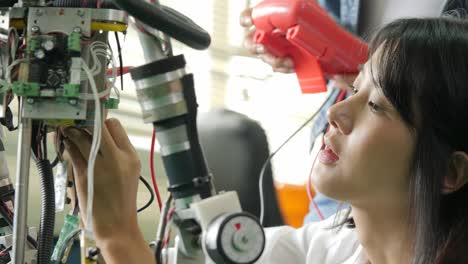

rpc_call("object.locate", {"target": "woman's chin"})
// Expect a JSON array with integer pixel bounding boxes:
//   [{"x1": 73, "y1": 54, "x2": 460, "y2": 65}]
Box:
[{"x1": 311, "y1": 163, "x2": 343, "y2": 199}]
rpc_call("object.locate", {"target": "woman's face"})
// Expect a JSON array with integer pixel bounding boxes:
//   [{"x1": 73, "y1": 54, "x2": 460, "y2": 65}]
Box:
[{"x1": 312, "y1": 52, "x2": 416, "y2": 209}]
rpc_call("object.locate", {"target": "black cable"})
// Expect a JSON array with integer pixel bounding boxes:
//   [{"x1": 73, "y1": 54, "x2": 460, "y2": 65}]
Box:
[
  {"x1": 114, "y1": 32, "x2": 124, "y2": 91},
  {"x1": 52, "y1": 0, "x2": 118, "y2": 8},
  {"x1": 50, "y1": 155, "x2": 60, "y2": 168},
  {"x1": 111, "y1": 0, "x2": 210, "y2": 50},
  {"x1": 0, "y1": 0, "x2": 16, "y2": 8},
  {"x1": 0, "y1": 246, "x2": 11, "y2": 254},
  {"x1": 31, "y1": 121, "x2": 41, "y2": 160},
  {"x1": 42, "y1": 124, "x2": 47, "y2": 160},
  {"x1": 155, "y1": 195, "x2": 172, "y2": 264},
  {"x1": 138, "y1": 176, "x2": 154, "y2": 213},
  {"x1": 36, "y1": 159, "x2": 55, "y2": 264},
  {"x1": 258, "y1": 96, "x2": 330, "y2": 224},
  {"x1": 0, "y1": 189, "x2": 14, "y2": 200}
]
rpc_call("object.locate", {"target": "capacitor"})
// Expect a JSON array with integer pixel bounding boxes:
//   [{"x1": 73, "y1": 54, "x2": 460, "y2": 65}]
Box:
[
  {"x1": 42, "y1": 39, "x2": 55, "y2": 51},
  {"x1": 34, "y1": 49, "x2": 46, "y2": 59}
]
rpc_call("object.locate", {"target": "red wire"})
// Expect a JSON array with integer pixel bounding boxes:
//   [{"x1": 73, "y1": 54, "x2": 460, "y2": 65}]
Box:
[
  {"x1": 151, "y1": 129, "x2": 163, "y2": 211},
  {"x1": 2, "y1": 202, "x2": 13, "y2": 219},
  {"x1": 105, "y1": 66, "x2": 133, "y2": 77},
  {"x1": 336, "y1": 89, "x2": 347, "y2": 102},
  {"x1": 308, "y1": 143, "x2": 325, "y2": 221},
  {"x1": 97, "y1": 0, "x2": 101, "y2": 8}
]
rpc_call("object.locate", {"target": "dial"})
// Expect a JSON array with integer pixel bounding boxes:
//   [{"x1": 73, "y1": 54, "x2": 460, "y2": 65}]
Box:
[{"x1": 205, "y1": 212, "x2": 265, "y2": 264}]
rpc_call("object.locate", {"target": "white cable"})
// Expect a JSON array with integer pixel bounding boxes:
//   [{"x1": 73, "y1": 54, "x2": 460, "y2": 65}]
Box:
[
  {"x1": 79, "y1": 48, "x2": 119, "y2": 100},
  {"x1": 80, "y1": 58, "x2": 102, "y2": 230},
  {"x1": 258, "y1": 96, "x2": 330, "y2": 225}
]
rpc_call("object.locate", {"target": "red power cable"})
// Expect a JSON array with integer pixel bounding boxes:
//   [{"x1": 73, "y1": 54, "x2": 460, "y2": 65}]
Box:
[
  {"x1": 151, "y1": 129, "x2": 163, "y2": 211},
  {"x1": 308, "y1": 143, "x2": 325, "y2": 220}
]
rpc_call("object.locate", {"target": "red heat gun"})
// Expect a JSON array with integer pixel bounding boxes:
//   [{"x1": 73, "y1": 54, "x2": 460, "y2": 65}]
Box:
[{"x1": 251, "y1": 0, "x2": 368, "y2": 93}]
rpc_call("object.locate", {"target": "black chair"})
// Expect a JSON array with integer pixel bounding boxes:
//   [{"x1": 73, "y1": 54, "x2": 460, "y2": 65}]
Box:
[{"x1": 198, "y1": 109, "x2": 284, "y2": 227}]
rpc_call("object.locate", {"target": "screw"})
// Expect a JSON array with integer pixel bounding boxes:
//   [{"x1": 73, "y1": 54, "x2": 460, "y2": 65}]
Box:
[
  {"x1": 87, "y1": 247, "x2": 100, "y2": 259},
  {"x1": 73, "y1": 27, "x2": 82, "y2": 33},
  {"x1": 35, "y1": 9, "x2": 43, "y2": 16},
  {"x1": 77, "y1": 10, "x2": 84, "y2": 17},
  {"x1": 69, "y1": 99, "x2": 78, "y2": 105},
  {"x1": 31, "y1": 26, "x2": 40, "y2": 33},
  {"x1": 26, "y1": 98, "x2": 35, "y2": 104}
]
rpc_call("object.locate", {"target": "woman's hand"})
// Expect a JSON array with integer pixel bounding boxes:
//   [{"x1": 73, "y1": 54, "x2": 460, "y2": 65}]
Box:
[
  {"x1": 331, "y1": 74, "x2": 358, "y2": 91},
  {"x1": 240, "y1": 8, "x2": 295, "y2": 73},
  {"x1": 63, "y1": 118, "x2": 140, "y2": 239},
  {"x1": 62, "y1": 118, "x2": 155, "y2": 263}
]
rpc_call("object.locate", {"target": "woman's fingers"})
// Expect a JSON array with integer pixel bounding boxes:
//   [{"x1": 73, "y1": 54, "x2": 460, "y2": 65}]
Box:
[
  {"x1": 331, "y1": 74, "x2": 358, "y2": 91},
  {"x1": 243, "y1": 29, "x2": 260, "y2": 54},
  {"x1": 62, "y1": 127, "x2": 92, "y2": 160},
  {"x1": 63, "y1": 139, "x2": 87, "y2": 173},
  {"x1": 105, "y1": 118, "x2": 135, "y2": 153},
  {"x1": 257, "y1": 54, "x2": 295, "y2": 72},
  {"x1": 240, "y1": 8, "x2": 253, "y2": 27},
  {"x1": 100, "y1": 119, "x2": 118, "y2": 153}
]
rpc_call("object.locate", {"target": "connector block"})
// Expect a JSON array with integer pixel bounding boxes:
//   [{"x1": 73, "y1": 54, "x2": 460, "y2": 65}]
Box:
[
  {"x1": 67, "y1": 32, "x2": 81, "y2": 53},
  {"x1": 104, "y1": 98, "x2": 119, "y2": 109},
  {"x1": 27, "y1": 37, "x2": 40, "y2": 54},
  {"x1": 11, "y1": 82, "x2": 40, "y2": 97},
  {"x1": 63, "y1": 84, "x2": 80, "y2": 98}
]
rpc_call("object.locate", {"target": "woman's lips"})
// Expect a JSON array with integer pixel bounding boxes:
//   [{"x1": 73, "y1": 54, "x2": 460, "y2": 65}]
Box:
[{"x1": 318, "y1": 144, "x2": 339, "y2": 164}]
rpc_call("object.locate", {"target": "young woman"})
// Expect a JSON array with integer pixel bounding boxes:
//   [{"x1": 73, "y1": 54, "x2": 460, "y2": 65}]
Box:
[{"x1": 63, "y1": 17, "x2": 468, "y2": 264}]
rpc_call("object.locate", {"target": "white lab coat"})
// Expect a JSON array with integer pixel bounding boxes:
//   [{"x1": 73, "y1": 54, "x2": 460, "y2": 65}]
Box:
[{"x1": 256, "y1": 214, "x2": 367, "y2": 264}]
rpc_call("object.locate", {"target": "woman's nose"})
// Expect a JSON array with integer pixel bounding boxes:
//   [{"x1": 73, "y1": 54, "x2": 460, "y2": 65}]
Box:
[{"x1": 326, "y1": 100, "x2": 353, "y2": 135}]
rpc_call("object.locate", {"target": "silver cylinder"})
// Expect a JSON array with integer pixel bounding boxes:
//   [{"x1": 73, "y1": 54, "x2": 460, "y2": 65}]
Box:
[{"x1": 12, "y1": 118, "x2": 32, "y2": 264}]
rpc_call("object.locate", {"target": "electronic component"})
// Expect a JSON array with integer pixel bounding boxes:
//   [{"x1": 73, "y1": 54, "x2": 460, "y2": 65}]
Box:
[{"x1": 205, "y1": 212, "x2": 265, "y2": 264}]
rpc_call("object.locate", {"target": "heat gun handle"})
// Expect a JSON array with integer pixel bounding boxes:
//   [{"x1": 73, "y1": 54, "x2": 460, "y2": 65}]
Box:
[{"x1": 254, "y1": 30, "x2": 327, "y2": 93}]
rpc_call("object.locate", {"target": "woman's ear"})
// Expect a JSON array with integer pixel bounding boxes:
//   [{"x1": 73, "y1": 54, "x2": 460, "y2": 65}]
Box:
[{"x1": 442, "y1": 151, "x2": 468, "y2": 194}]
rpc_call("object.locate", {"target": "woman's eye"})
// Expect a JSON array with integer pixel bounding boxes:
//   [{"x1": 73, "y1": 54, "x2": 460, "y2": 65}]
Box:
[
  {"x1": 348, "y1": 84, "x2": 358, "y2": 95},
  {"x1": 368, "y1": 101, "x2": 382, "y2": 113}
]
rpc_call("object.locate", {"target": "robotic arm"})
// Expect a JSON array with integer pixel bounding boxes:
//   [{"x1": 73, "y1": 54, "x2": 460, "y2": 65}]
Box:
[{"x1": 1, "y1": 0, "x2": 265, "y2": 263}]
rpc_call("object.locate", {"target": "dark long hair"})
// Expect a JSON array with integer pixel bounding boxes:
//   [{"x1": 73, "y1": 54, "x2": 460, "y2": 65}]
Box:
[{"x1": 367, "y1": 18, "x2": 468, "y2": 264}]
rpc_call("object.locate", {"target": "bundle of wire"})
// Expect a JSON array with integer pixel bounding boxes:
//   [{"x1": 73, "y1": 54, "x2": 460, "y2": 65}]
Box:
[
  {"x1": 80, "y1": 57, "x2": 102, "y2": 232},
  {"x1": 81, "y1": 41, "x2": 119, "y2": 101}
]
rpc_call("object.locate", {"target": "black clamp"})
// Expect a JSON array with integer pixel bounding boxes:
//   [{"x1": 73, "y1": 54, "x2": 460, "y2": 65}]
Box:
[{"x1": 167, "y1": 175, "x2": 212, "y2": 193}]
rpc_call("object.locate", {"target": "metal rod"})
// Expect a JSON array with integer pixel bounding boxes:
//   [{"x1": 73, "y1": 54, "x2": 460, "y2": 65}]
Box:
[{"x1": 12, "y1": 117, "x2": 32, "y2": 264}]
